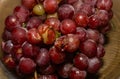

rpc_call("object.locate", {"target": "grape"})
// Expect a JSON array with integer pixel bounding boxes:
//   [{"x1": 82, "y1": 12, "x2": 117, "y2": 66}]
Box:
[
  {"x1": 73, "y1": 0, "x2": 83, "y2": 13},
  {"x1": 67, "y1": 0, "x2": 78, "y2": 4},
  {"x1": 60, "y1": 19, "x2": 76, "y2": 34},
  {"x1": 21, "y1": 0, "x2": 37, "y2": 10},
  {"x1": 14, "y1": 6, "x2": 30, "y2": 23},
  {"x1": 76, "y1": 27, "x2": 87, "y2": 42},
  {"x1": 58, "y1": 63, "x2": 73, "y2": 78},
  {"x1": 45, "y1": 17, "x2": 60, "y2": 31},
  {"x1": 43, "y1": 0, "x2": 58, "y2": 13},
  {"x1": 58, "y1": 4, "x2": 75, "y2": 20},
  {"x1": 73, "y1": 53, "x2": 88, "y2": 70},
  {"x1": 27, "y1": 28, "x2": 42, "y2": 44},
  {"x1": 18, "y1": 57, "x2": 36, "y2": 74},
  {"x1": 97, "y1": 44, "x2": 105, "y2": 58},
  {"x1": 99, "y1": 34, "x2": 105, "y2": 45},
  {"x1": 33, "y1": 4, "x2": 45, "y2": 15},
  {"x1": 2, "y1": 30, "x2": 12, "y2": 41},
  {"x1": 97, "y1": 0, "x2": 113, "y2": 11},
  {"x1": 26, "y1": 16, "x2": 42, "y2": 30},
  {"x1": 83, "y1": 0, "x2": 97, "y2": 6},
  {"x1": 74, "y1": 12, "x2": 88, "y2": 27},
  {"x1": 69, "y1": 67, "x2": 87, "y2": 79},
  {"x1": 80, "y1": 39, "x2": 97, "y2": 58},
  {"x1": 87, "y1": 57, "x2": 102, "y2": 74},
  {"x1": 87, "y1": 29, "x2": 100, "y2": 42},
  {"x1": 79, "y1": 3, "x2": 95, "y2": 16},
  {"x1": 49, "y1": 47, "x2": 65, "y2": 64},
  {"x1": 35, "y1": 48, "x2": 50, "y2": 68},
  {"x1": 5, "y1": 15, "x2": 20, "y2": 31},
  {"x1": 11, "y1": 27, "x2": 26, "y2": 45},
  {"x1": 2, "y1": 40, "x2": 13, "y2": 54}
]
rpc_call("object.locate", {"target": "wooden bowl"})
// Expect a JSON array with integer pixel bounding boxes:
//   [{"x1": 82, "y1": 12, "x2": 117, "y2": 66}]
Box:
[{"x1": 0, "y1": 0, "x2": 120, "y2": 79}]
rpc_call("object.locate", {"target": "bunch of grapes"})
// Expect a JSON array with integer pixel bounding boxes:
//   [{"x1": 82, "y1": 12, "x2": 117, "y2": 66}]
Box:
[{"x1": 1, "y1": 0, "x2": 113, "y2": 79}]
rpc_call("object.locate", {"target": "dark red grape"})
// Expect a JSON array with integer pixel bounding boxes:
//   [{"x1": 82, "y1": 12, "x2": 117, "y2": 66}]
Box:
[
  {"x1": 45, "y1": 17, "x2": 60, "y2": 31},
  {"x1": 74, "y1": 12, "x2": 88, "y2": 27},
  {"x1": 26, "y1": 16, "x2": 42, "y2": 30},
  {"x1": 73, "y1": 0, "x2": 83, "y2": 13},
  {"x1": 69, "y1": 67, "x2": 87, "y2": 79},
  {"x1": 22, "y1": 42, "x2": 34, "y2": 58},
  {"x1": 73, "y1": 53, "x2": 88, "y2": 70},
  {"x1": 2, "y1": 54, "x2": 16, "y2": 70},
  {"x1": 58, "y1": 4, "x2": 75, "y2": 20},
  {"x1": 98, "y1": 34, "x2": 105, "y2": 45},
  {"x1": 76, "y1": 27, "x2": 87, "y2": 42},
  {"x1": 88, "y1": 14, "x2": 101, "y2": 29},
  {"x1": 97, "y1": 44, "x2": 105, "y2": 58},
  {"x1": 2, "y1": 40, "x2": 13, "y2": 54},
  {"x1": 11, "y1": 27, "x2": 26, "y2": 45},
  {"x1": 58, "y1": 63, "x2": 73, "y2": 78},
  {"x1": 99, "y1": 23, "x2": 111, "y2": 34},
  {"x1": 43, "y1": 0, "x2": 58, "y2": 13},
  {"x1": 60, "y1": 19, "x2": 76, "y2": 34},
  {"x1": 14, "y1": 6, "x2": 30, "y2": 23},
  {"x1": 87, "y1": 29, "x2": 100, "y2": 42},
  {"x1": 80, "y1": 39, "x2": 97, "y2": 58},
  {"x1": 97, "y1": 0, "x2": 113, "y2": 11},
  {"x1": 79, "y1": 3, "x2": 95, "y2": 16},
  {"x1": 18, "y1": 57, "x2": 36, "y2": 74},
  {"x1": 87, "y1": 57, "x2": 102, "y2": 74},
  {"x1": 64, "y1": 34, "x2": 80, "y2": 53},
  {"x1": 27, "y1": 28, "x2": 42, "y2": 44},
  {"x1": 36, "y1": 48, "x2": 50, "y2": 68},
  {"x1": 49, "y1": 47, "x2": 65, "y2": 64},
  {"x1": 2, "y1": 30, "x2": 12, "y2": 41},
  {"x1": 5, "y1": 15, "x2": 20, "y2": 31},
  {"x1": 21, "y1": 0, "x2": 37, "y2": 10}
]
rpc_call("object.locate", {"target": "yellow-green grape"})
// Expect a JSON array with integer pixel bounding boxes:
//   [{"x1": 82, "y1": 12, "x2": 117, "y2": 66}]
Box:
[{"x1": 33, "y1": 4, "x2": 45, "y2": 16}]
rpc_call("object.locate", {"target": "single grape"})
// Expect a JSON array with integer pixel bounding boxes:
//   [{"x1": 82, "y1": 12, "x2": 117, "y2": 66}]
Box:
[
  {"x1": 33, "y1": 4, "x2": 45, "y2": 15},
  {"x1": 21, "y1": 0, "x2": 37, "y2": 10},
  {"x1": 49, "y1": 47, "x2": 65, "y2": 64},
  {"x1": 35, "y1": 48, "x2": 50, "y2": 68},
  {"x1": 2, "y1": 30, "x2": 12, "y2": 41},
  {"x1": 80, "y1": 39, "x2": 97, "y2": 58},
  {"x1": 18, "y1": 57, "x2": 36, "y2": 75},
  {"x1": 14, "y1": 6, "x2": 30, "y2": 23},
  {"x1": 97, "y1": 44, "x2": 105, "y2": 58},
  {"x1": 60, "y1": 19, "x2": 76, "y2": 34},
  {"x1": 5, "y1": 15, "x2": 20, "y2": 31},
  {"x1": 97, "y1": 0, "x2": 113, "y2": 11},
  {"x1": 69, "y1": 67, "x2": 87, "y2": 79},
  {"x1": 11, "y1": 27, "x2": 26, "y2": 45},
  {"x1": 26, "y1": 16, "x2": 42, "y2": 30},
  {"x1": 87, "y1": 57, "x2": 102, "y2": 74},
  {"x1": 58, "y1": 4, "x2": 75, "y2": 20},
  {"x1": 43, "y1": 0, "x2": 58, "y2": 13},
  {"x1": 45, "y1": 17, "x2": 60, "y2": 31},
  {"x1": 73, "y1": 53, "x2": 88, "y2": 70},
  {"x1": 74, "y1": 12, "x2": 88, "y2": 27},
  {"x1": 27, "y1": 28, "x2": 42, "y2": 44}
]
